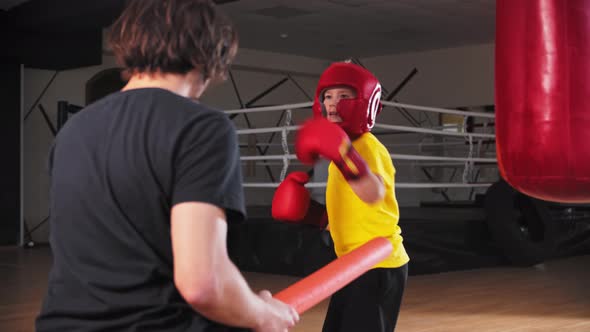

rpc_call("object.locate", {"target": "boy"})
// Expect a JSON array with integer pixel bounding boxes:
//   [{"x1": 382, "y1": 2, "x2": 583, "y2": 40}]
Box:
[{"x1": 273, "y1": 62, "x2": 409, "y2": 332}]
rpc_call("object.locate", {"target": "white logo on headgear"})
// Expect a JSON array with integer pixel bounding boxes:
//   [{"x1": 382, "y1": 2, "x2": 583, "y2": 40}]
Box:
[{"x1": 367, "y1": 83, "x2": 382, "y2": 129}]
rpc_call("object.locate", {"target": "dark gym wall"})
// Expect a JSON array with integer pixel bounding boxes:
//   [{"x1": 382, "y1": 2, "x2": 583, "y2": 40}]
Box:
[{"x1": 0, "y1": 59, "x2": 22, "y2": 245}]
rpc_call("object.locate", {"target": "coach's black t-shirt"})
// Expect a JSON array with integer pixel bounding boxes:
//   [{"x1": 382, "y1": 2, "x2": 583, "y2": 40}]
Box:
[{"x1": 36, "y1": 88, "x2": 246, "y2": 331}]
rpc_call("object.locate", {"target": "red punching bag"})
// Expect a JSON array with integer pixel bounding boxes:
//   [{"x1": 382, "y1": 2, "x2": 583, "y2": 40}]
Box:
[{"x1": 495, "y1": 0, "x2": 590, "y2": 203}]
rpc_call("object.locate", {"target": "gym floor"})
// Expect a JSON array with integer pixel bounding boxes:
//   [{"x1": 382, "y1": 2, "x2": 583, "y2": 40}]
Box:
[{"x1": 1, "y1": 246, "x2": 589, "y2": 332}]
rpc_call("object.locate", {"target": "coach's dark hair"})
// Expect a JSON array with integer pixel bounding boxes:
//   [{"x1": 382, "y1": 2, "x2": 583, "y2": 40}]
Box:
[{"x1": 108, "y1": 0, "x2": 238, "y2": 81}]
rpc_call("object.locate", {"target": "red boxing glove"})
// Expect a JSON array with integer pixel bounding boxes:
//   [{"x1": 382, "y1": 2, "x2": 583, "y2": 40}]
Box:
[
  {"x1": 295, "y1": 118, "x2": 369, "y2": 180},
  {"x1": 271, "y1": 172, "x2": 311, "y2": 222}
]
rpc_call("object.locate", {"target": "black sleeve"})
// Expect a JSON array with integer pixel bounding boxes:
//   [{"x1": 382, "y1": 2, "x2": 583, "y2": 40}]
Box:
[{"x1": 172, "y1": 113, "x2": 246, "y2": 222}]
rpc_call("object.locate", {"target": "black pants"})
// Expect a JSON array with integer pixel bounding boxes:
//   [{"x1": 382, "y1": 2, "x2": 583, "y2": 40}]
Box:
[{"x1": 322, "y1": 264, "x2": 408, "y2": 332}]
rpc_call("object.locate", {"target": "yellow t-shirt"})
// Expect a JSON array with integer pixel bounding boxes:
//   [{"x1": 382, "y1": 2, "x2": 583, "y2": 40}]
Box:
[{"x1": 326, "y1": 132, "x2": 409, "y2": 268}]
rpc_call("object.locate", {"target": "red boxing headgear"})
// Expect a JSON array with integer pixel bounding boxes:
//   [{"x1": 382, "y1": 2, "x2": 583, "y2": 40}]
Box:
[{"x1": 312, "y1": 62, "x2": 382, "y2": 136}]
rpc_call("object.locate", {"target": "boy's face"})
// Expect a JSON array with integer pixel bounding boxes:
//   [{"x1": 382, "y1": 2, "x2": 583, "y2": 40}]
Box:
[{"x1": 322, "y1": 86, "x2": 357, "y2": 123}]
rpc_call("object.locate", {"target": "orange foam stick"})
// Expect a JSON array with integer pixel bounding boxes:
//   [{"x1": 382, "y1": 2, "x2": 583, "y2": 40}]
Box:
[{"x1": 274, "y1": 237, "x2": 393, "y2": 314}]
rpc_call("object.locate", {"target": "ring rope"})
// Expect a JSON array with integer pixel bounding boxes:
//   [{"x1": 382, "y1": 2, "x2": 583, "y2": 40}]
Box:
[
  {"x1": 224, "y1": 101, "x2": 495, "y2": 119},
  {"x1": 240, "y1": 153, "x2": 496, "y2": 163},
  {"x1": 243, "y1": 182, "x2": 493, "y2": 189},
  {"x1": 237, "y1": 124, "x2": 494, "y2": 139}
]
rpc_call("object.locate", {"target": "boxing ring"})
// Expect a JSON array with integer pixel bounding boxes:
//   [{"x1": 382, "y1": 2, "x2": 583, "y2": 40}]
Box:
[
  {"x1": 226, "y1": 99, "x2": 498, "y2": 194},
  {"x1": 226, "y1": 88, "x2": 590, "y2": 295},
  {"x1": 225, "y1": 97, "x2": 501, "y2": 312}
]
